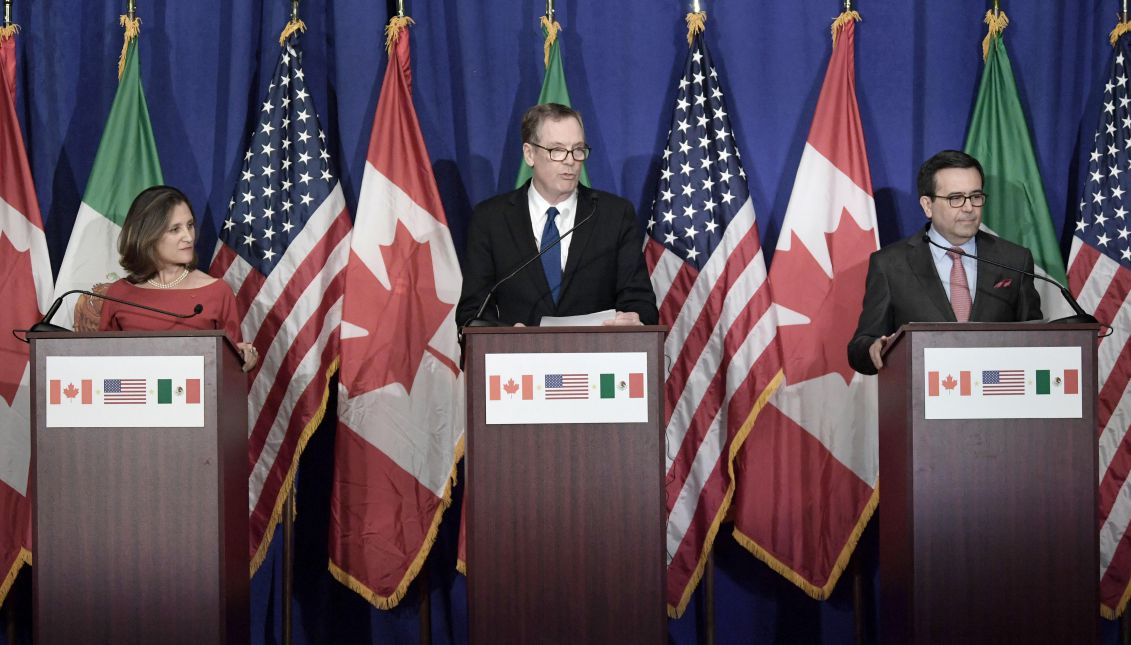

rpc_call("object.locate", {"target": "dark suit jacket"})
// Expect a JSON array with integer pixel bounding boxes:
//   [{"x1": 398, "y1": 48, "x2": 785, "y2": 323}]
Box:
[
  {"x1": 456, "y1": 182, "x2": 659, "y2": 326},
  {"x1": 847, "y1": 228, "x2": 1043, "y2": 375}
]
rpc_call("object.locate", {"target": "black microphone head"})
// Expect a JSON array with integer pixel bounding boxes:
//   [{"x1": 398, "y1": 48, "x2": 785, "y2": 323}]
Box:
[{"x1": 193, "y1": 304, "x2": 204, "y2": 315}]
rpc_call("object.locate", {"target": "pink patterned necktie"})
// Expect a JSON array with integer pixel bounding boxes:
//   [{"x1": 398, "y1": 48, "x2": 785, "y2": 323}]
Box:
[{"x1": 947, "y1": 248, "x2": 972, "y2": 322}]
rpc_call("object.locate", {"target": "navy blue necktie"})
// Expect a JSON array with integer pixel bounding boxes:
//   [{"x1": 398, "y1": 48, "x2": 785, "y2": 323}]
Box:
[{"x1": 540, "y1": 207, "x2": 562, "y2": 304}]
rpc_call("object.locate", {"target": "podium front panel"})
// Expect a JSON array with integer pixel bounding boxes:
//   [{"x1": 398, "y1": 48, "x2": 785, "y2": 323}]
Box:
[
  {"x1": 878, "y1": 324, "x2": 1098, "y2": 645},
  {"x1": 30, "y1": 332, "x2": 248, "y2": 645},
  {"x1": 463, "y1": 326, "x2": 666, "y2": 645}
]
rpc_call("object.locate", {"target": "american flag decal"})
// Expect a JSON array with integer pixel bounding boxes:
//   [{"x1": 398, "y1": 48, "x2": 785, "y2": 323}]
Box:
[
  {"x1": 544, "y1": 373, "x2": 589, "y2": 399},
  {"x1": 103, "y1": 378, "x2": 147, "y2": 404},
  {"x1": 981, "y1": 369, "x2": 1026, "y2": 395}
]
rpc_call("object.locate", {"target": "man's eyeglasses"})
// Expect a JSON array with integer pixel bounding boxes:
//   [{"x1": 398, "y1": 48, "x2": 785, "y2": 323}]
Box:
[
  {"x1": 529, "y1": 142, "x2": 591, "y2": 162},
  {"x1": 931, "y1": 192, "x2": 987, "y2": 208}
]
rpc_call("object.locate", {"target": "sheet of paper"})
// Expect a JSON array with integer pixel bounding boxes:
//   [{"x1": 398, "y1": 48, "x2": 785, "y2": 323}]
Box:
[{"x1": 540, "y1": 309, "x2": 616, "y2": 327}]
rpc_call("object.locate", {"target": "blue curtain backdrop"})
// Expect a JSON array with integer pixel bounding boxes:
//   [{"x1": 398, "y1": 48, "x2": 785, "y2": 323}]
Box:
[{"x1": 1, "y1": 0, "x2": 1119, "y2": 643}]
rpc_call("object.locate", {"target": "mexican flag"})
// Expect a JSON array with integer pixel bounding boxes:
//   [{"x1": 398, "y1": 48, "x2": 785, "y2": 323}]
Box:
[
  {"x1": 515, "y1": 16, "x2": 589, "y2": 188},
  {"x1": 52, "y1": 25, "x2": 163, "y2": 329},
  {"x1": 965, "y1": 18, "x2": 1072, "y2": 319}
]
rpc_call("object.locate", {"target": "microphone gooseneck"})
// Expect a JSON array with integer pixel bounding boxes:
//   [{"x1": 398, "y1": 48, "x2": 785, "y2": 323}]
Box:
[
  {"x1": 26, "y1": 288, "x2": 206, "y2": 334},
  {"x1": 463, "y1": 197, "x2": 600, "y2": 329},
  {"x1": 921, "y1": 233, "x2": 1098, "y2": 325}
]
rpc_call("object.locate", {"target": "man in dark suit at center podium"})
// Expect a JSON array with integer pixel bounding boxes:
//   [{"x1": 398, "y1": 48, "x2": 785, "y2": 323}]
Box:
[
  {"x1": 456, "y1": 103, "x2": 658, "y2": 327},
  {"x1": 847, "y1": 149, "x2": 1043, "y2": 375}
]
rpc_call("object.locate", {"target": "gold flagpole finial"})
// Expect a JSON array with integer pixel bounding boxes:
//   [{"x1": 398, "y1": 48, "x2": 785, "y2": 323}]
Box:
[
  {"x1": 117, "y1": 3, "x2": 142, "y2": 80},
  {"x1": 385, "y1": 9, "x2": 414, "y2": 52},
  {"x1": 830, "y1": 2, "x2": 861, "y2": 47},
  {"x1": 279, "y1": 0, "x2": 306, "y2": 45},
  {"x1": 685, "y1": 5, "x2": 706, "y2": 48},
  {"x1": 0, "y1": 0, "x2": 19, "y2": 41},
  {"x1": 981, "y1": 4, "x2": 1009, "y2": 61},
  {"x1": 540, "y1": 1, "x2": 562, "y2": 69}
]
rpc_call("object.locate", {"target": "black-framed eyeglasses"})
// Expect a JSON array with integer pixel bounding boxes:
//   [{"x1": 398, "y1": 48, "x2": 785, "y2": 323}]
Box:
[
  {"x1": 931, "y1": 192, "x2": 987, "y2": 208},
  {"x1": 528, "y1": 142, "x2": 591, "y2": 162}
]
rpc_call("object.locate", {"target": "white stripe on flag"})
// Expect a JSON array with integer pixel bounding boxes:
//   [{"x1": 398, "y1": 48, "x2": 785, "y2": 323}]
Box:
[
  {"x1": 665, "y1": 304, "x2": 779, "y2": 562},
  {"x1": 52, "y1": 203, "x2": 125, "y2": 330},
  {"x1": 0, "y1": 198, "x2": 53, "y2": 312}
]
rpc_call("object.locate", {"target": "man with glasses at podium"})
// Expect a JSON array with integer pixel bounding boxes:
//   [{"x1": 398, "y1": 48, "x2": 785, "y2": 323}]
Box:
[
  {"x1": 456, "y1": 103, "x2": 657, "y2": 328},
  {"x1": 847, "y1": 149, "x2": 1043, "y2": 375}
]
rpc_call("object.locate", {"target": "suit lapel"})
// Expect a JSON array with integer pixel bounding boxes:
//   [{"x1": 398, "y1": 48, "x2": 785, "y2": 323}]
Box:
[
  {"x1": 908, "y1": 235, "x2": 956, "y2": 322},
  {"x1": 504, "y1": 185, "x2": 552, "y2": 302},
  {"x1": 559, "y1": 187, "x2": 597, "y2": 300},
  {"x1": 969, "y1": 231, "x2": 1000, "y2": 321}
]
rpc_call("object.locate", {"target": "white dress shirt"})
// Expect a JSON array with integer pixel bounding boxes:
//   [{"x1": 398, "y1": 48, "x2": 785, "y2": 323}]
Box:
[{"x1": 528, "y1": 185, "x2": 578, "y2": 271}]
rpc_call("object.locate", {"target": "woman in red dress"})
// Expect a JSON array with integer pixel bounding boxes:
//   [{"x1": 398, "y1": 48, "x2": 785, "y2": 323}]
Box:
[{"x1": 98, "y1": 186, "x2": 258, "y2": 372}]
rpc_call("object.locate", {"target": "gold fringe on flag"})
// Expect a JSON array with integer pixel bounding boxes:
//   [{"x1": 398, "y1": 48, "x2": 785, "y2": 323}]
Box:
[
  {"x1": 0, "y1": 23, "x2": 20, "y2": 42},
  {"x1": 1112, "y1": 19, "x2": 1131, "y2": 46},
  {"x1": 385, "y1": 15, "x2": 414, "y2": 53},
  {"x1": 685, "y1": 11, "x2": 706, "y2": 48},
  {"x1": 540, "y1": 15, "x2": 561, "y2": 69},
  {"x1": 982, "y1": 9, "x2": 1009, "y2": 61},
  {"x1": 117, "y1": 15, "x2": 140, "y2": 81},
  {"x1": 278, "y1": 18, "x2": 306, "y2": 46},
  {"x1": 830, "y1": 10, "x2": 861, "y2": 47}
]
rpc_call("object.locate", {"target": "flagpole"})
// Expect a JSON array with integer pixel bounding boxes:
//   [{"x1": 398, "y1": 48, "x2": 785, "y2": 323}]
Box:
[
  {"x1": 546, "y1": 0, "x2": 554, "y2": 21},
  {"x1": 3, "y1": 0, "x2": 11, "y2": 28},
  {"x1": 127, "y1": 0, "x2": 134, "y2": 22}
]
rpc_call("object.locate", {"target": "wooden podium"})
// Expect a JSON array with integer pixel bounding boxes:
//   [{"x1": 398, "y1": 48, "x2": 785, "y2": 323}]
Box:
[
  {"x1": 29, "y1": 331, "x2": 249, "y2": 644},
  {"x1": 462, "y1": 326, "x2": 666, "y2": 644},
  {"x1": 878, "y1": 323, "x2": 1099, "y2": 644}
]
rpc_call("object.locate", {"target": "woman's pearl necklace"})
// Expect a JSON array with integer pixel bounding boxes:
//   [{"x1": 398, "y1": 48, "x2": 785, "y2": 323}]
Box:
[{"x1": 147, "y1": 267, "x2": 190, "y2": 289}]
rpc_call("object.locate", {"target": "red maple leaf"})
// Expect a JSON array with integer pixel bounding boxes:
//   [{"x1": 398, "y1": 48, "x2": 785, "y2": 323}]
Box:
[
  {"x1": 0, "y1": 233, "x2": 41, "y2": 405},
  {"x1": 340, "y1": 220, "x2": 454, "y2": 396},
  {"x1": 63, "y1": 383, "x2": 79, "y2": 399},
  {"x1": 941, "y1": 374, "x2": 958, "y2": 392},
  {"x1": 770, "y1": 207, "x2": 875, "y2": 385},
  {"x1": 503, "y1": 378, "x2": 519, "y2": 396}
]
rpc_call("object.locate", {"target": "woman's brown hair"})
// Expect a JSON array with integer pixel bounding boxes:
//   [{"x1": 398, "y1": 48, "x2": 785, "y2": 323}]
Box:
[{"x1": 118, "y1": 185, "x2": 198, "y2": 283}]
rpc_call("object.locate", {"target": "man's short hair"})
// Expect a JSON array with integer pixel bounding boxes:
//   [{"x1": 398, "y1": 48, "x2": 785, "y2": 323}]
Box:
[
  {"x1": 916, "y1": 150, "x2": 985, "y2": 197},
  {"x1": 520, "y1": 103, "x2": 584, "y2": 145}
]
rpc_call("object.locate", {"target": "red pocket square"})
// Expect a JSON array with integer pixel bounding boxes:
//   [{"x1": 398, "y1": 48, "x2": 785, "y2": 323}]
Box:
[{"x1": 993, "y1": 278, "x2": 1013, "y2": 288}]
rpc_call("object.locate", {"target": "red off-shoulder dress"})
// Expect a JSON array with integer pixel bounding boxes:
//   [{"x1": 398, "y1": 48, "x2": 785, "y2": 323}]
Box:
[{"x1": 97, "y1": 278, "x2": 243, "y2": 344}]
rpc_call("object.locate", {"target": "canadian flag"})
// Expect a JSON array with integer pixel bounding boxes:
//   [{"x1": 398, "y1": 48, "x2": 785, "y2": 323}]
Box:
[
  {"x1": 327, "y1": 19, "x2": 464, "y2": 609},
  {"x1": 732, "y1": 15, "x2": 880, "y2": 599},
  {"x1": 0, "y1": 32, "x2": 53, "y2": 605}
]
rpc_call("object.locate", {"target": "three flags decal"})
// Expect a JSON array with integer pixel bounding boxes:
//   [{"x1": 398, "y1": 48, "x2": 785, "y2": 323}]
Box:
[{"x1": 486, "y1": 372, "x2": 644, "y2": 400}]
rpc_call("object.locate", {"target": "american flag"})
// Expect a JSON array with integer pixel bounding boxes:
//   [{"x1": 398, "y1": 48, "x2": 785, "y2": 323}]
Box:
[
  {"x1": 1068, "y1": 31, "x2": 1131, "y2": 618},
  {"x1": 209, "y1": 33, "x2": 352, "y2": 569},
  {"x1": 644, "y1": 14, "x2": 782, "y2": 617},
  {"x1": 981, "y1": 370, "x2": 1025, "y2": 395},
  {"x1": 544, "y1": 373, "x2": 589, "y2": 399},
  {"x1": 103, "y1": 378, "x2": 147, "y2": 404}
]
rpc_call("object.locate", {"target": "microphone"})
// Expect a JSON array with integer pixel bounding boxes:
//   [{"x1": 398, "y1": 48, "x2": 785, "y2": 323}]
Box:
[
  {"x1": 921, "y1": 233, "x2": 1098, "y2": 325},
  {"x1": 462, "y1": 196, "x2": 600, "y2": 328},
  {"x1": 28, "y1": 289, "x2": 205, "y2": 333}
]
